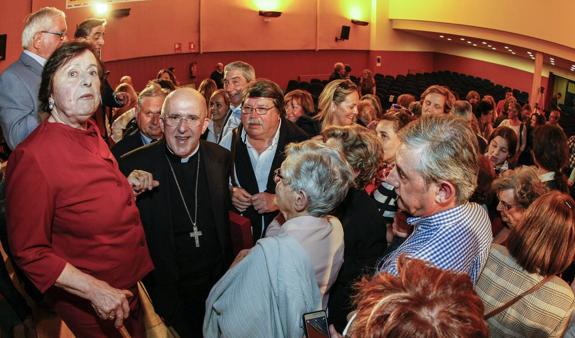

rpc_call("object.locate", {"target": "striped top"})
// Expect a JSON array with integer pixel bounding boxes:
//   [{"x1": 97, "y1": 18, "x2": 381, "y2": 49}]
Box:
[
  {"x1": 475, "y1": 244, "x2": 575, "y2": 338},
  {"x1": 378, "y1": 202, "x2": 492, "y2": 284}
]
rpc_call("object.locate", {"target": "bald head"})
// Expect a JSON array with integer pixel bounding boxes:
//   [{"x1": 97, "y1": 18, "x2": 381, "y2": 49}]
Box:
[{"x1": 162, "y1": 87, "x2": 207, "y2": 118}]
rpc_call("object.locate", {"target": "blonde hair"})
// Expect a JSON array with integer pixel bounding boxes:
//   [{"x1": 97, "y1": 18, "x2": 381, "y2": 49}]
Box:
[{"x1": 316, "y1": 79, "x2": 358, "y2": 130}]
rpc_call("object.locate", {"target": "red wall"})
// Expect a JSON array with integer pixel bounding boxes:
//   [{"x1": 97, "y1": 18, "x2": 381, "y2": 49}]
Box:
[
  {"x1": 367, "y1": 51, "x2": 435, "y2": 76},
  {"x1": 105, "y1": 50, "x2": 540, "y2": 98},
  {"x1": 105, "y1": 50, "x2": 371, "y2": 91},
  {"x1": 433, "y1": 53, "x2": 549, "y2": 94}
]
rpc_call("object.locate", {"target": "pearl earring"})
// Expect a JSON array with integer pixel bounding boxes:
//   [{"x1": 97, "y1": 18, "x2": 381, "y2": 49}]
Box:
[{"x1": 48, "y1": 97, "x2": 55, "y2": 111}]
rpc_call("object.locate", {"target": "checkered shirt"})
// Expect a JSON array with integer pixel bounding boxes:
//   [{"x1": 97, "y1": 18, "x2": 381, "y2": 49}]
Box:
[{"x1": 378, "y1": 202, "x2": 493, "y2": 284}]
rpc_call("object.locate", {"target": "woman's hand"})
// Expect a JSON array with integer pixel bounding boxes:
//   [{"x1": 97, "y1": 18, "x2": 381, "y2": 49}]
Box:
[
  {"x1": 329, "y1": 324, "x2": 345, "y2": 338},
  {"x1": 127, "y1": 170, "x2": 159, "y2": 196},
  {"x1": 251, "y1": 192, "x2": 278, "y2": 214},
  {"x1": 87, "y1": 279, "x2": 133, "y2": 328},
  {"x1": 55, "y1": 263, "x2": 134, "y2": 328},
  {"x1": 230, "y1": 249, "x2": 251, "y2": 268},
  {"x1": 231, "y1": 186, "x2": 252, "y2": 212}
]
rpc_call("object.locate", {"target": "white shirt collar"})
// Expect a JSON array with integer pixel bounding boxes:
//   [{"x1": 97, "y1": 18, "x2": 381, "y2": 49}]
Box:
[
  {"x1": 23, "y1": 50, "x2": 46, "y2": 66},
  {"x1": 539, "y1": 171, "x2": 555, "y2": 183}
]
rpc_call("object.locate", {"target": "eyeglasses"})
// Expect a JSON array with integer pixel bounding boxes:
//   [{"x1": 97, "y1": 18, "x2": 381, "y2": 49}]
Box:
[
  {"x1": 498, "y1": 200, "x2": 518, "y2": 212},
  {"x1": 241, "y1": 105, "x2": 275, "y2": 115},
  {"x1": 42, "y1": 31, "x2": 66, "y2": 41},
  {"x1": 163, "y1": 114, "x2": 202, "y2": 127},
  {"x1": 273, "y1": 168, "x2": 285, "y2": 183}
]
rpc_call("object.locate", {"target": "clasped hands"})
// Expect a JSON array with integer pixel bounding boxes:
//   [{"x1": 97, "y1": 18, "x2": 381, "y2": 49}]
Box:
[
  {"x1": 127, "y1": 170, "x2": 159, "y2": 196},
  {"x1": 88, "y1": 279, "x2": 133, "y2": 328},
  {"x1": 231, "y1": 186, "x2": 278, "y2": 214}
]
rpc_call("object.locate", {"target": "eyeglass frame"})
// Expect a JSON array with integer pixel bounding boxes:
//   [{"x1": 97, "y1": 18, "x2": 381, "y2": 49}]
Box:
[
  {"x1": 241, "y1": 105, "x2": 276, "y2": 115},
  {"x1": 162, "y1": 113, "x2": 203, "y2": 127},
  {"x1": 41, "y1": 30, "x2": 66, "y2": 41}
]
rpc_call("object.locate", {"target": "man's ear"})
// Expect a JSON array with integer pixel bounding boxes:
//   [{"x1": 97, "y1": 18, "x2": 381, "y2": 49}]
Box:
[
  {"x1": 435, "y1": 181, "x2": 456, "y2": 205},
  {"x1": 31, "y1": 32, "x2": 43, "y2": 52},
  {"x1": 293, "y1": 190, "x2": 309, "y2": 213}
]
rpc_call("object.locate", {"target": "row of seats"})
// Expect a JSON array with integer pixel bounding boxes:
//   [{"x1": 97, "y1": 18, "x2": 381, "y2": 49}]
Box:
[{"x1": 286, "y1": 71, "x2": 530, "y2": 111}]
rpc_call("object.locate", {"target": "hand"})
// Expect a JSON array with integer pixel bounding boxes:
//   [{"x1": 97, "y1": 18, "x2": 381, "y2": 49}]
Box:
[
  {"x1": 114, "y1": 92, "x2": 129, "y2": 106},
  {"x1": 231, "y1": 186, "x2": 252, "y2": 212},
  {"x1": 230, "y1": 249, "x2": 251, "y2": 268},
  {"x1": 86, "y1": 278, "x2": 133, "y2": 328},
  {"x1": 127, "y1": 170, "x2": 159, "y2": 196},
  {"x1": 251, "y1": 192, "x2": 278, "y2": 214},
  {"x1": 329, "y1": 324, "x2": 344, "y2": 338}
]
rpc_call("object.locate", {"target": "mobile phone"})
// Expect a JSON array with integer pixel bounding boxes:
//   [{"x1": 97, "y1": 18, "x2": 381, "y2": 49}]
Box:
[{"x1": 303, "y1": 310, "x2": 330, "y2": 338}]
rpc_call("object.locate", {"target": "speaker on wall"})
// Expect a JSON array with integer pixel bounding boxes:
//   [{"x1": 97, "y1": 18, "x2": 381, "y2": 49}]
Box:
[
  {"x1": 335, "y1": 25, "x2": 350, "y2": 42},
  {"x1": 0, "y1": 34, "x2": 6, "y2": 61}
]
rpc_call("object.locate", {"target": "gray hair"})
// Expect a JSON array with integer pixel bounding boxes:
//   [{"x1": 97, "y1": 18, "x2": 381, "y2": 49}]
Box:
[
  {"x1": 282, "y1": 140, "x2": 353, "y2": 217},
  {"x1": 399, "y1": 114, "x2": 479, "y2": 203},
  {"x1": 224, "y1": 61, "x2": 256, "y2": 83},
  {"x1": 452, "y1": 100, "x2": 473, "y2": 120},
  {"x1": 22, "y1": 7, "x2": 66, "y2": 49},
  {"x1": 138, "y1": 82, "x2": 169, "y2": 108}
]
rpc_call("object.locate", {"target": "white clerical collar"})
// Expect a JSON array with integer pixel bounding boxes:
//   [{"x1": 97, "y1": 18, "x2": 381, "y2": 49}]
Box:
[
  {"x1": 167, "y1": 144, "x2": 200, "y2": 163},
  {"x1": 23, "y1": 50, "x2": 47, "y2": 66}
]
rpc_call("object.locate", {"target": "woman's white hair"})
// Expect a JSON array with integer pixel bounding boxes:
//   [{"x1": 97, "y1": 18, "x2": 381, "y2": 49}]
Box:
[
  {"x1": 281, "y1": 140, "x2": 353, "y2": 217},
  {"x1": 22, "y1": 7, "x2": 65, "y2": 49}
]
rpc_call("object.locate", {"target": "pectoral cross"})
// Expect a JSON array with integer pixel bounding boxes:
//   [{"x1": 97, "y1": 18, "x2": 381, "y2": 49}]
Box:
[{"x1": 189, "y1": 225, "x2": 203, "y2": 248}]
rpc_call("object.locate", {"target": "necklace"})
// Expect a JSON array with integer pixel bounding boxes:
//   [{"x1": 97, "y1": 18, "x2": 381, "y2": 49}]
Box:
[{"x1": 165, "y1": 151, "x2": 202, "y2": 247}]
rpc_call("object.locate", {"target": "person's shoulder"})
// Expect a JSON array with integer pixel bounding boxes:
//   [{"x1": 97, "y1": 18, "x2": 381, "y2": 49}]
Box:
[
  {"x1": 283, "y1": 119, "x2": 310, "y2": 141},
  {"x1": 201, "y1": 140, "x2": 231, "y2": 162},
  {"x1": 120, "y1": 139, "x2": 162, "y2": 164}
]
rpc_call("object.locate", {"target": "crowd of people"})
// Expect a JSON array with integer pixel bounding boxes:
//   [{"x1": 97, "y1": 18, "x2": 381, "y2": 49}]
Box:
[{"x1": 2, "y1": 6, "x2": 575, "y2": 338}]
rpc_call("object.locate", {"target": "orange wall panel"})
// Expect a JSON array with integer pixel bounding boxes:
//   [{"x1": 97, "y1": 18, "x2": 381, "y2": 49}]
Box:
[{"x1": 0, "y1": 1, "x2": 32, "y2": 73}]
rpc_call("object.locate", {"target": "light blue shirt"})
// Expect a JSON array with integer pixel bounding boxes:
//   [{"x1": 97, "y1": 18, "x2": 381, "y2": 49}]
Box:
[{"x1": 379, "y1": 202, "x2": 492, "y2": 284}]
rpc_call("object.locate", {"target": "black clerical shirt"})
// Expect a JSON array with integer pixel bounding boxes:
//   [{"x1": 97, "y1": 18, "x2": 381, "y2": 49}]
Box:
[{"x1": 166, "y1": 150, "x2": 222, "y2": 275}]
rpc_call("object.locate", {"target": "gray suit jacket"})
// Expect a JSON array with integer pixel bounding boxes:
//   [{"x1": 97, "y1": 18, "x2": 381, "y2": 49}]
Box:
[{"x1": 0, "y1": 52, "x2": 43, "y2": 149}]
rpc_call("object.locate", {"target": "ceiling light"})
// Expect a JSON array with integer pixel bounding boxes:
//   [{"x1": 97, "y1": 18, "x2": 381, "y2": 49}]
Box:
[
  {"x1": 512, "y1": 52, "x2": 516, "y2": 55},
  {"x1": 504, "y1": 46, "x2": 509, "y2": 49},
  {"x1": 487, "y1": 45, "x2": 492, "y2": 48},
  {"x1": 492, "y1": 47, "x2": 496, "y2": 50},
  {"x1": 467, "y1": 41, "x2": 472, "y2": 44},
  {"x1": 482, "y1": 41, "x2": 487, "y2": 44},
  {"x1": 439, "y1": 35, "x2": 444, "y2": 38},
  {"x1": 447, "y1": 38, "x2": 452, "y2": 41},
  {"x1": 460, "y1": 38, "x2": 465, "y2": 41},
  {"x1": 473, "y1": 44, "x2": 477, "y2": 46}
]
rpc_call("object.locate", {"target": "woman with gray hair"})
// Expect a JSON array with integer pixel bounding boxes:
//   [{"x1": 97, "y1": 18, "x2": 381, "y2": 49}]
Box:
[
  {"x1": 205, "y1": 140, "x2": 353, "y2": 337},
  {"x1": 266, "y1": 139, "x2": 354, "y2": 306}
]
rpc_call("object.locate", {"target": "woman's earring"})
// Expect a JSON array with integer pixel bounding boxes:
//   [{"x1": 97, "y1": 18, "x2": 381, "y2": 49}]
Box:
[{"x1": 48, "y1": 97, "x2": 55, "y2": 111}]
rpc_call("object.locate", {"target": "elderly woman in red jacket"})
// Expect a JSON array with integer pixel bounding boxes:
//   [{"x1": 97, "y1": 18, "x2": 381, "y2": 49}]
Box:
[{"x1": 6, "y1": 42, "x2": 154, "y2": 337}]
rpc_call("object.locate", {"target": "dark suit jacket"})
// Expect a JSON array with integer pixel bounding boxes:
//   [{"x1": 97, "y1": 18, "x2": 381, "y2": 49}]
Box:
[
  {"x1": 119, "y1": 140, "x2": 233, "y2": 320},
  {"x1": 231, "y1": 118, "x2": 309, "y2": 240},
  {"x1": 111, "y1": 130, "x2": 144, "y2": 160}
]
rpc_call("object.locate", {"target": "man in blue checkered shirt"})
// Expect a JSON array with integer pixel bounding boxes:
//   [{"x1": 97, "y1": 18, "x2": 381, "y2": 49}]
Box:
[{"x1": 379, "y1": 114, "x2": 492, "y2": 284}]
